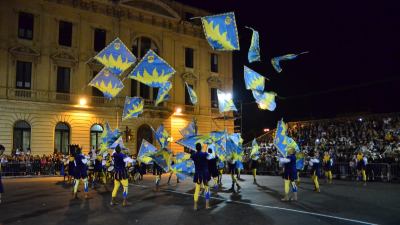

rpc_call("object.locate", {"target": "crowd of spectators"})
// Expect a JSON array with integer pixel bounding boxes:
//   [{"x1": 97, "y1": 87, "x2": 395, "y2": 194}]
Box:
[{"x1": 0, "y1": 152, "x2": 65, "y2": 176}]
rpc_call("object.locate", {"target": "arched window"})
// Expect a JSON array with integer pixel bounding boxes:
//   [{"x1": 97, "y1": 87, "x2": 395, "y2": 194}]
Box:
[
  {"x1": 13, "y1": 120, "x2": 31, "y2": 152},
  {"x1": 132, "y1": 37, "x2": 159, "y2": 100},
  {"x1": 90, "y1": 124, "x2": 103, "y2": 150},
  {"x1": 55, "y1": 122, "x2": 70, "y2": 154},
  {"x1": 136, "y1": 124, "x2": 153, "y2": 154}
]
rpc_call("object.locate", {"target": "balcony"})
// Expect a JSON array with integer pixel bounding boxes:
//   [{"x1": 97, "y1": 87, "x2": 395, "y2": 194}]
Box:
[{"x1": 1, "y1": 87, "x2": 171, "y2": 112}]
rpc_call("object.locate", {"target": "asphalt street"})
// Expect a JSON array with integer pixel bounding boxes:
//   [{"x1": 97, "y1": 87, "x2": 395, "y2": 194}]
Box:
[{"x1": 1, "y1": 175, "x2": 399, "y2": 225}]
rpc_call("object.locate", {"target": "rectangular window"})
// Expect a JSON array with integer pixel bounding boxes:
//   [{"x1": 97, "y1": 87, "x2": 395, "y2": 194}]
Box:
[
  {"x1": 57, "y1": 67, "x2": 70, "y2": 93},
  {"x1": 211, "y1": 53, "x2": 218, "y2": 73},
  {"x1": 16, "y1": 61, "x2": 32, "y2": 89},
  {"x1": 92, "y1": 71, "x2": 103, "y2": 97},
  {"x1": 94, "y1": 28, "x2": 106, "y2": 52},
  {"x1": 185, "y1": 84, "x2": 194, "y2": 105},
  {"x1": 18, "y1": 12, "x2": 34, "y2": 40},
  {"x1": 211, "y1": 88, "x2": 218, "y2": 108},
  {"x1": 131, "y1": 80, "x2": 138, "y2": 97},
  {"x1": 140, "y1": 82, "x2": 150, "y2": 100},
  {"x1": 58, "y1": 21, "x2": 73, "y2": 47},
  {"x1": 185, "y1": 48, "x2": 194, "y2": 68}
]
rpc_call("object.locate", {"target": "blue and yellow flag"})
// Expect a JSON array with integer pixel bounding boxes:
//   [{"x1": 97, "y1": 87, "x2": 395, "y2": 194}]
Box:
[
  {"x1": 109, "y1": 136, "x2": 127, "y2": 150},
  {"x1": 271, "y1": 51, "x2": 309, "y2": 73},
  {"x1": 200, "y1": 12, "x2": 240, "y2": 51},
  {"x1": 244, "y1": 66, "x2": 265, "y2": 92},
  {"x1": 250, "y1": 139, "x2": 260, "y2": 159},
  {"x1": 230, "y1": 133, "x2": 243, "y2": 147},
  {"x1": 88, "y1": 68, "x2": 124, "y2": 100},
  {"x1": 94, "y1": 37, "x2": 136, "y2": 76},
  {"x1": 128, "y1": 49, "x2": 175, "y2": 88},
  {"x1": 217, "y1": 90, "x2": 237, "y2": 113},
  {"x1": 252, "y1": 90, "x2": 277, "y2": 111},
  {"x1": 99, "y1": 122, "x2": 121, "y2": 152},
  {"x1": 296, "y1": 152, "x2": 305, "y2": 170},
  {"x1": 151, "y1": 148, "x2": 172, "y2": 172},
  {"x1": 174, "y1": 152, "x2": 191, "y2": 164},
  {"x1": 185, "y1": 82, "x2": 198, "y2": 105},
  {"x1": 155, "y1": 81, "x2": 172, "y2": 106},
  {"x1": 287, "y1": 137, "x2": 300, "y2": 152},
  {"x1": 122, "y1": 96, "x2": 144, "y2": 121},
  {"x1": 138, "y1": 139, "x2": 158, "y2": 164},
  {"x1": 246, "y1": 26, "x2": 261, "y2": 63},
  {"x1": 225, "y1": 136, "x2": 243, "y2": 163},
  {"x1": 179, "y1": 118, "x2": 198, "y2": 138},
  {"x1": 207, "y1": 131, "x2": 226, "y2": 144},
  {"x1": 274, "y1": 119, "x2": 288, "y2": 157},
  {"x1": 171, "y1": 159, "x2": 195, "y2": 181},
  {"x1": 154, "y1": 124, "x2": 169, "y2": 149},
  {"x1": 175, "y1": 135, "x2": 210, "y2": 151}
]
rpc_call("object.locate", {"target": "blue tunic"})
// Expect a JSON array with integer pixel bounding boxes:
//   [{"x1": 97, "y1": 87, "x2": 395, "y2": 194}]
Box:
[
  {"x1": 113, "y1": 152, "x2": 128, "y2": 180},
  {"x1": 283, "y1": 154, "x2": 297, "y2": 181},
  {"x1": 191, "y1": 152, "x2": 211, "y2": 184},
  {"x1": 73, "y1": 154, "x2": 88, "y2": 179}
]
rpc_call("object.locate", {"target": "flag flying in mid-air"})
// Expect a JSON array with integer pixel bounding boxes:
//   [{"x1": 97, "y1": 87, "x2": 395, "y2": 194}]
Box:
[
  {"x1": 245, "y1": 26, "x2": 261, "y2": 63},
  {"x1": 88, "y1": 68, "x2": 124, "y2": 100},
  {"x1": 185, "y1": 82, "x2": 198, "y2": 105},
  {"x1": 225, "y1": 136, "x2": 243, "y2": 163},
  {"x1": 179, "y1": 118, "x2": 198, "y2": 138},
  {"x1": 94, "y1": 37, "x2": 136, "y2": 76},
  {"x1": 296, "y1": 152, "x2": 305, "y2": 170},
  {"x1": 244, "y1": 66, "x2": 266, "y2": 92},
  {"x1": 229, "y1": 133, "x2": 243, "y2": 147},
  {"x1": 99, "y1": 122, "x2": 121, "y2": 152},
  {"x1": 274, "y1": 119, "x2": 288, "y2": 157},
  {"x1": 200, "y1": 12, "x2": 240, "y2": 51},
  {"x1": 217, "y1": 89, "x2": 237, "y2": 113},
  {"x1": 174, "y1": 152, "x2": 191, "y2": 164},
  {"x1": 151, "y1": 148, "x2": 172, "y2": 172},
  {"x1": 250, "y1": 139, "x2": 260, "y2": 159},
  {"x1": 252, "y1": 90, "x2": 277, "y2": 111},
  {"x1": 271, "y1": 51, "x2": 309, "y2": 73},
  {"x1": 175, "y1": 135, "x2": 210, "y2": 152},
  {"x1": 128, "y1": 49, "x2": 175, "y2": 88},
  {"x1": 287, "y1": 137, "x2": 300, "y2": 152},
  {"x1": 154, "y1": 124, "x2": 169, "y2": 149},
  {"x1": 170, "y1": 159, "x2": 195, "y2": 181},
  {"x1": 137, "y1": 139, "x2": 158, "y2": 164},
  {"x1": 109, "y1": 136, "x2": 127, "y2": 150},
  {"x1": 122, "y1": 96, "x2": 144, "y2": 120},
  {"x1": 155, "y1": 81, "x2": 172, "y2": 106}
]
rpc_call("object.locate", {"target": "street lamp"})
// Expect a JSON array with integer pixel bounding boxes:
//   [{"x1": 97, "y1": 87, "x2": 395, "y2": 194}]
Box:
[
  {"x1": 174, "y1": 107, "x2": 182, "y2": 115},
  {"x1": 263, "y1": 128, "x2": 270, "y2": 132}
]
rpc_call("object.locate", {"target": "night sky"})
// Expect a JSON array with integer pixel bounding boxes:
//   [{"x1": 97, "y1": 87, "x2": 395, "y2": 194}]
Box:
[{"x1": 177, "y1": 0, "x2": 400, "y2": 141}]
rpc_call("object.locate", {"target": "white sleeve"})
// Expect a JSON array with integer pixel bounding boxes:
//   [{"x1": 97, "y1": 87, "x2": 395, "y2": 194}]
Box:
[
  {"x1": 310, "y1": 158, "x2": 320, "y2": 164},
  {"x1": 102, "y1": 160, "x2": 106, "y2": 166},
  {"x1": 279, "y1": 158, "x2": 290, "y2": 164},
  {"x1": 124, "y1": 157, "x2": 134, "y2": 163},
  {"x1": 81, "y1": 158, "x2": 88, "y2": 164},
  {"x1": 207, "y1": 151, "x2": 216, "y2": 160},
  {"x1": 363, "y1": 157, "x2": 368, "y2": 165},
  {"x1": 309, "y1": 161, "x2": 313, "y2": 167}
]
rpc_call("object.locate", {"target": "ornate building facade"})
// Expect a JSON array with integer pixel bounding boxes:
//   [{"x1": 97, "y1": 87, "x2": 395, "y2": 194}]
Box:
[{"x1": 0, "y1": 0, "x2": 234, "y2": 155}]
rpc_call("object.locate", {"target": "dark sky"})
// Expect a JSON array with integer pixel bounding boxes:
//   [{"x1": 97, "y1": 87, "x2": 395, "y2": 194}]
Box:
[{"x1": 177, "y1": 0, "x2": 400, "y2": 140}]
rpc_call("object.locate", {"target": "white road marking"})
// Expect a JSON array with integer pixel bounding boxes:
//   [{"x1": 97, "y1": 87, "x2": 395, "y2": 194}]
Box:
[{"x1": 130, "y1": 184, "x2": 378, "y2": 225}]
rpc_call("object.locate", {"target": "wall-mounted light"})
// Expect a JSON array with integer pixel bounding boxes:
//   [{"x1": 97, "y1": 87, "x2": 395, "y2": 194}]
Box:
[{"x1": 79, "y1": 98, "x2": 87, "y2": 106}]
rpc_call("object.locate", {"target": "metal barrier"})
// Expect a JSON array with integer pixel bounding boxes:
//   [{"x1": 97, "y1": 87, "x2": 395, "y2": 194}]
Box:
[
  {"x1": 241, "y1": 161, "x2": 392, "y2": 182},
  {"x1": 1, "y1": 162, "x2": 63, "y2": 176}
]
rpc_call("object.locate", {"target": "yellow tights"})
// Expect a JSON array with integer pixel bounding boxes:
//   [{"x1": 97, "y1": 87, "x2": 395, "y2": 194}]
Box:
[{"x1": 112, "y1": 179, "x2": 129, "y2": 198}]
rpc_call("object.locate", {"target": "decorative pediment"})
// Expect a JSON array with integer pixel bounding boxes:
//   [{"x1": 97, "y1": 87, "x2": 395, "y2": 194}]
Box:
[
  {"x1": 181, "y1": 72, "x2": 198, "y2": 83},
  {"x1": 9, "y1": 45, "x2": 40, "y2": 58},
  {"x1": 207, "y1": 76, "x2": 222, "y2": 88},
  {"x1": 122, "y1": 0, "x2": 180, "y2": 20},
  {"x1": 51, "y1": 51, "x2": 78, "y2": 66}
]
